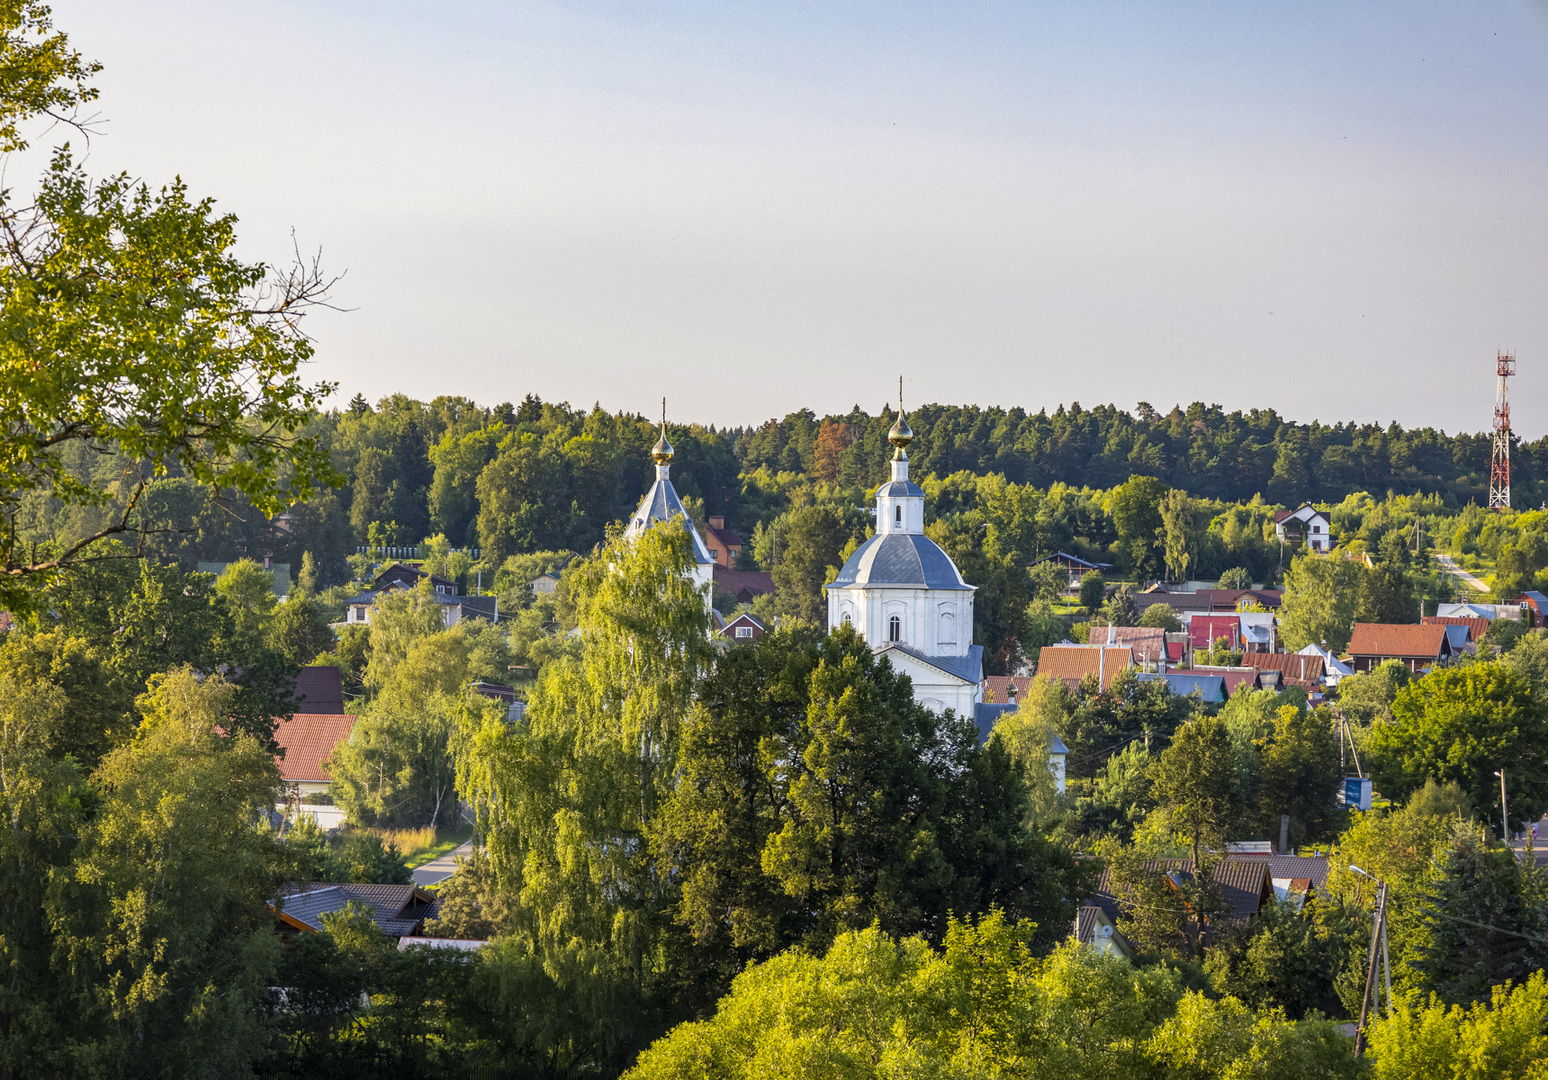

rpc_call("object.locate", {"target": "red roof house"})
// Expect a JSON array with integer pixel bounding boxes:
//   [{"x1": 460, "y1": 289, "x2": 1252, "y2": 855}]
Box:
[
  {"x1": 275, "y1": 713, "x2": 357, "y2": 796},
  {"x1": 1346, "y1": 623, "x2": 1454, "y2": 673}
]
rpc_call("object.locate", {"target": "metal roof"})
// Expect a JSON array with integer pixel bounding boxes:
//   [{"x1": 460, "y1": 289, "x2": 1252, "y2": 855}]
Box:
[
  {"x1": 877, "y1": 642, "x2": 984, "y2": 685},
  {"x1": 827, "y1": 532, "x2": 973, "y2": 591},
  {"x1": 271, "y1": 882, "x2": 440, "y2": 938},
  {"x1": 627, "y1": 479, "x2": 716, "y2": 565},
  {"x1": 876, "y1": 479, "x2": 925, "y2": 498}
]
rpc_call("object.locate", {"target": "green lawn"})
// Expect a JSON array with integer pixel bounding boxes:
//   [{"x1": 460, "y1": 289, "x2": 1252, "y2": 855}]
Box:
[{"x1": 403, "y1": 821, "x2": 476, "y2": 869}]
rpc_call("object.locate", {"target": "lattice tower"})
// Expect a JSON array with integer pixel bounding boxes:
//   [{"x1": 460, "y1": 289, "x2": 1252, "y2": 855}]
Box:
[{"x1": 1489, "y1": 350, "x2": 1515, "y2": 510}]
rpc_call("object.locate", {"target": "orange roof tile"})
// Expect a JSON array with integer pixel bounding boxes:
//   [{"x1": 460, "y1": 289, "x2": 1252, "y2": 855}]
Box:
[
  {"x1": 1238, "y1": 652, "x2": 1326, "y2": 682},
  {"x1": 1037, "y1": 645, "x2": 1135, "y2": 690},
  {"x1": 1347, "y1": 623, "x2": 1449, "y2": 660},
  {"x1": 1421, "y1": 615, "x2": 1490, "y2": 643},
  {"x1": 275, "y1": 713, "x2": 357, "y2": 784}
]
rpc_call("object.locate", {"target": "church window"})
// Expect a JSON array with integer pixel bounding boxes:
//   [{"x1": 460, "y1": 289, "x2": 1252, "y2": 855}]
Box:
[
  {"x1": 889, "y1": 615, "x2": 901, "y2": 642},
  {"x1": 939, "y1": 611, "x2": 955, "y2": 647},
  {"x1": 895, "y1": 505, "x2": 902, "y2": 525},
  {"x1": 842, "y1": 612, "x2": 853, "y2": 626}
]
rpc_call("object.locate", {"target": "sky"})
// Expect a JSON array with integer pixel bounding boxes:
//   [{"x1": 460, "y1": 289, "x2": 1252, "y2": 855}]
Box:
[{"x1": 41, "y1": 1, "x2": 1548, "y2": 435}]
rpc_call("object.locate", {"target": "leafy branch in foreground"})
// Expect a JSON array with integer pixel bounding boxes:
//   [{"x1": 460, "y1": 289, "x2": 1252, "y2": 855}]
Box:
[{"x1": 0, "y1": 150, "x2": 342, "y2": 592}]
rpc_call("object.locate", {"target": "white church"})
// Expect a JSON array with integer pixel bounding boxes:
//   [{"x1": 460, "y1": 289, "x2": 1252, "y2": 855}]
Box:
[
  {"x1": 824, "y1": 406, "x2": 984, "y2": 717},
  {"x1": 625, "y1": 402, "x2": 983, "y2": 717}
]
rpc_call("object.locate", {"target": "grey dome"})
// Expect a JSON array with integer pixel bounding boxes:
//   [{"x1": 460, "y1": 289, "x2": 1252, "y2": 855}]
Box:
[
  {"x1": 876, "y1": 479, "x2": 925, "y2": 498},
  {"x1": 827, "y1": 533, "x2": 973, "y2": 591}
]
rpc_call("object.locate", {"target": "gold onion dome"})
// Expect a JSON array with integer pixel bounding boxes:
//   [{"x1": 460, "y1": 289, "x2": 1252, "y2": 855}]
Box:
[
  {"x1": 652, "y1": 430, "x2": 674, "y2": 464},
  {"x1": 887, "y1": 412, "x2": 913, "y2": 449}
]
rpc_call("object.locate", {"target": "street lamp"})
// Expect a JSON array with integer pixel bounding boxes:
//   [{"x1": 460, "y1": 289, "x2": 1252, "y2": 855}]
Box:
[
  {"x1": 1349, "y1": 865, "x2": 1391, "y2": 1059},
  {"x1": 1496, "y1": 770, "x2": 1510, "y2": 844}
]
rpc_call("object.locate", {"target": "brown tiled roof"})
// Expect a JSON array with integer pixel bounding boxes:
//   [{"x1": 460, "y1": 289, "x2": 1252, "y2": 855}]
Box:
[
  {"x1": 982, "y1": 675, "x2": 1034, "y2": 704},
  {"x1": 1099, "y1": 626, "x2": 1166, "y2": 663},
  {"x1": 712, "y1": 567, "x2": 774, "y2": 599},
  {"x1": 1422, "y1": 616, "x2": 1490, "y2": 643},
  {"x1": 1238, "y1": 652, "x2": 1326, "y2": 682},
  {"x1": 291, "y1": 665, "x2": 345, "y2": 713},
  {"x1": 275, "y1": 713, "x2": 357, "y2": 784},
  {"x1": 1037, "y1": 645, "x2": 1135, "y2": 690},
  {"x1": 1347, "y1": 622, "x2": 1449, "y2": 660},
  {"x1": 706, "y1": 525, "x2": 743, "y2": 549},
  {"x1": 1189, "y1": 666, "x2": 1263, "y2": 696},
  {"x1": 1094, "y1": 857, "x2": 1272, "y2": 923}
]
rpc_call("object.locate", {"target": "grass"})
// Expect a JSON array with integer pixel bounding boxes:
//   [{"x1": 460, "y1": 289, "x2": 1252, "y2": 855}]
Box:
[{"x1": 361, "y1": 822, "x2": 476, "y2": 868}]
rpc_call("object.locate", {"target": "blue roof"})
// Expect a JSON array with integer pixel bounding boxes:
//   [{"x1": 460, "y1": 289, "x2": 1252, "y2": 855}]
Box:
[
  {"x1": 828, "y1": 532, "x2": 973, "y2": 591},
  {"x1": 876, "y1": 642, "x2": 983, "y2": 684},
  {"x1": 970, "y1": 702, "x2": 1071, "y2": 753},
  {"x1": 627, "y1": 478, "x2": 715, "y2": 565},
  {"x1": 1136, "y1": 672, "x2": 1227, "y2": 702},
  {"x1": 876, "y1": 479, "x2": 925, "y2": 498}
]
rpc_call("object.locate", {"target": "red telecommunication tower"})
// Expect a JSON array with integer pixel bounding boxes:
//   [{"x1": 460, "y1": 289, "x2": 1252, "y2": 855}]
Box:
[{"x1": 1489, "y1": 350, "x2": 1515, "y2": 510}]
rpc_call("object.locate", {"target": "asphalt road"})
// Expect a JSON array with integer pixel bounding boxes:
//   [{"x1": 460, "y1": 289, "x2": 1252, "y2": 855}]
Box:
[{"x1": 412, "y1": 837, "x2": 476, "y2": 887}]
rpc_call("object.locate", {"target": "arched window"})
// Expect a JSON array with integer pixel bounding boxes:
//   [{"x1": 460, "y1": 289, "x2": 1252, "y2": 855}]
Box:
[
  {"x1": 939, "y1": 611, "x2": 955, "y2": 648},
  {"x1": 842, "y1": 612, "x2": 853, "y2": 626},
  {"x1": 895, "y1": 505, "x2": 902, "y2": 525},
  {"x1": 889, "y1": 614, "x2": 901, "y2": 642}
]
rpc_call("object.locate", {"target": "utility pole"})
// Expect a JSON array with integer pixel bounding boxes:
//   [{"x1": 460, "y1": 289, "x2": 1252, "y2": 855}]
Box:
[
  {"x1": 1351, "y1": 866, "x2": 1388, "y2": 1058},
  {"x1": 1497, "y1": 769, "x2": 1510, "y2": 844}
]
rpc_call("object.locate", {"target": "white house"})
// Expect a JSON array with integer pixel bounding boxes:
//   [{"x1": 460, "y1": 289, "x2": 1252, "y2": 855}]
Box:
[
  {"x1": 1273, "y1": 503, "x2": 1332, "y2": 552},
  {"x1": 825, "y1": 401, "x2": 983, "y2": 718}
]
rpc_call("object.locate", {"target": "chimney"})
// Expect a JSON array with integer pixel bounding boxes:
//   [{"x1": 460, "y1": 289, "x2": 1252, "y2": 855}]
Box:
[{"x1": 709, "y1": 515, "x2": 725, "y2": 530}]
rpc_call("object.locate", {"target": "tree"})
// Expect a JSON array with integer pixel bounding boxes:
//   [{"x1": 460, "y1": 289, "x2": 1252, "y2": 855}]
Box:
[
  {"x1": 1217, "y1": 567, "x2": 1254, "y2": 590},
  {"x1": 1278, "y1": 553, "x2": 1363, "y2": 652},
  {"x1": 267, "y1": 594, "x2": 336, "y2": 666},
  {"x1": 1365, "y1": 970, "x2": 1548, "y2": 1079},
  {"x1": 1256, "y1": 706, "x2": 1342, "y2": 848},
  {"x1": 1139, "y1": 603, "x2": 1182, "y2": 631},
  {"x1": 1104, "y1": 475, "x2": 1167, "y2": 579},
  {"x1": 1151, "y1": 715, "x2": 1241, "y2": 869},
  {"x1": 1101, "y1": 583, "x2": 1139, "y2": 627},
  {"x1": 1356, "y1": 563, "x2": 1416, "y2": 625},
  {"x1": 0, "y1": 93, "x2": 338, "y2": 605},
  {"x1": 771, "y1": 505, "x2": 849, "y2": 623},
  {"x1": 1335, "y1": 659, "x2": 1410, "y2": 726},
  {"x1": 1410, "y1": 822, "x2": 1548, "y2": 1006},
  {"x1": 1079, "y1": 570, "x2": 1106, "y2": 612},
  {"x1": 46, "y1": 669, "x2": 285, "y2": 1077},
  {"x1": 1161, "y1": 488, "x2": 1205, "y2": 582},
  {"x1": 811, "y1": 419, "x2": 851, "y2": 484},
  {"x1": 1368, "y1": 663, "x2": 1548, "y2": 828}
]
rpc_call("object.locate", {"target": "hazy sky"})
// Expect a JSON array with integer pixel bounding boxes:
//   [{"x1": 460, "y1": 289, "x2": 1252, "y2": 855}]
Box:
[{"x1": 46, "y1": 1, "x2": 1548, "y2": 434}]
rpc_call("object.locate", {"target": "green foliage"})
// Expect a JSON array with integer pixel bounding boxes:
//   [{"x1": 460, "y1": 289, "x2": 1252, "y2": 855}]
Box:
[
  {"x1": 771, "y1": 504, "x2": 853, "y2": 623},
  {"x1": 1368, "y1": 663, "x2": 1548, "y2": 828},
  {"x1": 1105, "y1": 475, "x2": 1168, "y2": 579},
  {"x1": 1151, "y1": 714, "x2": 1242, "y2": 868},
  {"x1": 1256, "y1": 706, "x2": 1342, "y2": 848},
  {"x1": 626, "y1": 913, "x2": 1355, "y2": 1080},
  {"x1": 1366, "y1": 970, "x2": 1548, "y2": 1079},
  {"x1": 0, "y1": 0, "x2": 100, "y2": 153},
  {"x1": 1335, "y1": 659, "x2": 1411, "y2": 726},
  {"x1": 1217, "y1": 567, "x2": 1254, "y2": 590},
  {"x1": 1140, "y1": 603, "x2": 1183, "y2": 631},
  {"x1": 1278, "y1": 553, "x2": 1363, "y2": 652},
  {"x1": 1079, "y1": 570, "x2": 1106, "y2": 611}
]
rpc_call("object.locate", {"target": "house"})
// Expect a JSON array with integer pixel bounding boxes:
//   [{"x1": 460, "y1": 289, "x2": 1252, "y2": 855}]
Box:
[
  {"x1": 1273, "y1": 504, "x2": 1332, "y2": 553},
  {"x1": 271, "y1": 882, "x2": 441, "y2": 941},
  {"x1": 1138, "y1": 588, "x2": 1282, "y2": 619},
  {"x1": 373, "y1": 562, "x2": 458, "y2": 596},
  {"x1": 1421, "y1": 615, "x2": 1491, "y2": 644},
  {"x1": 1029, "y1": 551, "x2": 1114, "y2": 589},
  {"x1": 1073, "y1": 905, "x2": 1135, "y2": 961},
  {"x1": 344, "y1": 590, "x2": 498, "y2": 628},
  {"x1": 471, "y1": 681, "x2": 517, "y2": 703},
  {"x1": 1221, "y1": 853, "x2": 1331, "y2": 912},
  {"x1": 274, "y1": 712, "x2": 357, "y2": 799},
  {"x1": 720, "y1": 612, "x2": 766, "y2": 643},
  {"x1": 1088, "y1": 625, "x2": 1167, "y2": 665},
  {"x1": 1513, "y1": 591, "x2": 1548, "y2": 628},
  {"x1": 1135, "y1": 671, "x2": 1229, "y2": 705},
  {"x1": 1188, "y1": 614, "x2": 1242, "y2": 653},
  {"x1": 714, "y1": 567, "x2": 775, "y2": 604},
  {"x1": 1036, "y1": 644, "x2": 1136, "y2": 691},
  {"x1": 1346, "y1": 622, "x2": 1455, "y2": 673},
  {"x1": 532, "y1": 572, "x2": 562, "y2": 596},
  {"x1": 981, "y1": 675, "x2": 1034, "y2": 704},
  {"x1": 704, "y1": 516, "x2": 744, "y2": 568},
  {"x1": 1238, "y1": 652, "x2": 1327, "y2": 689},
  {"x1": 291, "y1": 665, "x2": 346, "y2": 714},
  {"x1": 1186, "y1": 666, "x2": 1264, "y2": 697},
  {"x1": 1296, "y1": 643, "x2": 1354, "y2": 686},
  {"x1": 1090, "y1": 858, "x2": 1274, "y2": 939}
]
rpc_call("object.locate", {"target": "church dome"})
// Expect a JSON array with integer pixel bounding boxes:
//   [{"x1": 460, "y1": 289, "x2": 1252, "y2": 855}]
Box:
[{"x1": 828, "y1": 532, "x2": 973, "y2": 592}]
